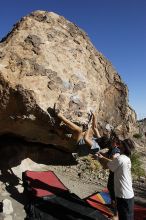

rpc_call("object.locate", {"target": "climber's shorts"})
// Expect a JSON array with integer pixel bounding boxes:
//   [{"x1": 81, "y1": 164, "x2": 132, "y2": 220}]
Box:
[{"x1": 75, "y1": 137, "x2": 100, "y2": 156}]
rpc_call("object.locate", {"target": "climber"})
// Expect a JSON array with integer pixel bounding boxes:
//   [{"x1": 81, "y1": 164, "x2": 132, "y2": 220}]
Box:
[{"x1": 54, "y1": 107, "x2": 101, "y2": 156}]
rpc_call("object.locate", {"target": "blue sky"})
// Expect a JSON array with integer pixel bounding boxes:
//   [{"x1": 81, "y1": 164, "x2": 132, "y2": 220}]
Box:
[{"x1": 0, "y1": 0, "x2": 146, "y2": 119}]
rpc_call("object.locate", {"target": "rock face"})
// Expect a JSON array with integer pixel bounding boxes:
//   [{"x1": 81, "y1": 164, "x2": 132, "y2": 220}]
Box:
[{"x1": 0, "y1": 10, "x2": 136, "y2": 151}]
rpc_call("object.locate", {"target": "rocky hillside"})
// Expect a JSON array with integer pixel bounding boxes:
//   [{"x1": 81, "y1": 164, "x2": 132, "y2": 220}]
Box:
[
  {"x1": 0, "y1": 10, "x2": 136, "y2": 151},
  {"x1": 138, "y1": 118, "x2": 146, "y2": 136}
]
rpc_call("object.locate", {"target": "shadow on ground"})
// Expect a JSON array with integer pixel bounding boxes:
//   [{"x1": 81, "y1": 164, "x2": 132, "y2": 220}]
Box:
[{"x1": 0, "y1": 134, "x2": 76, "y2": 206}]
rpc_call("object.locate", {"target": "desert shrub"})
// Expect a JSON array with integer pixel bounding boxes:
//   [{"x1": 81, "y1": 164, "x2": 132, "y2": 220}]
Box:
[
  {"x1": 81, "y1": 155, "x2": 101, "y2": 172},
  {"x1": 133, "y1": 133, "x2": 142, "y2": 139},
  {"x1": 131, "y1": 152, "x2": 145, "y2": 178}
]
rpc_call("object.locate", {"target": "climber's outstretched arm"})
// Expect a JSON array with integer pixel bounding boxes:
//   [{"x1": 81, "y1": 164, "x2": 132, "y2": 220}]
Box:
[
  {"x1": 84, "y1": 128, "x2": 93, "y2": 148},
  {"x1": 57, "y1": 113, "x2": 82, "y2": 133},
  {"x1": 91, "y1": 112, "x2": 101, "y2": 138}
]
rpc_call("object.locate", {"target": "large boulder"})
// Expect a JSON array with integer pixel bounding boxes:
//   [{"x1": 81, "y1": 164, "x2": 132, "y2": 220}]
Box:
[{"x1": 0, "y1": 10, "x2": 136, "y2": 151}]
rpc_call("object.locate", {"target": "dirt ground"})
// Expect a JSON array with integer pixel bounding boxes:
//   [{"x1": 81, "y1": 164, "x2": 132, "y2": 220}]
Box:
[
  {"x1": 0, "y1": 155, "x2": 146, "y2": 220},
  {"x1": 0, "y1": 136, "x2": 146, "y2": 220}
]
